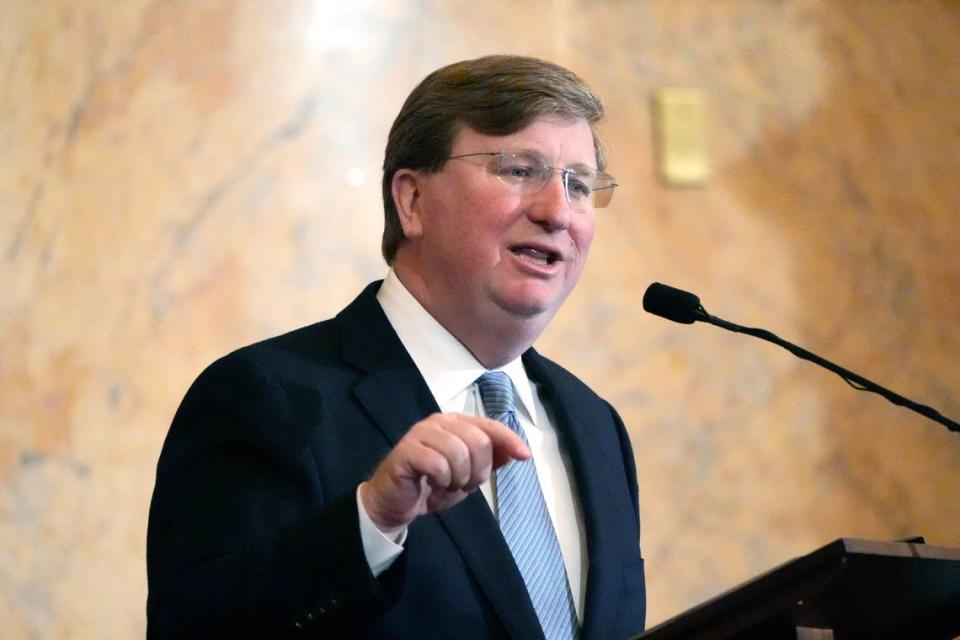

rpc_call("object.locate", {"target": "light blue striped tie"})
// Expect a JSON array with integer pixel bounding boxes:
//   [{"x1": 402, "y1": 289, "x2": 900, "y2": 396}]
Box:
[{"x1": 477, "y1": 371, "x2": 579, "y2": 640}]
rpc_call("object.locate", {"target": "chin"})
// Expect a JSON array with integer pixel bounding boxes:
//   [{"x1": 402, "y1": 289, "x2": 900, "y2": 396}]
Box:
[
  {"x1": 501, "y1": 301, "x2": 552, "y2": 319},
  {"x1": 487, "y1": 276, "x2": 576, "y2": 319},
  {"x1": 493, "y1": 290, "x2": 564, "y2": 320}
]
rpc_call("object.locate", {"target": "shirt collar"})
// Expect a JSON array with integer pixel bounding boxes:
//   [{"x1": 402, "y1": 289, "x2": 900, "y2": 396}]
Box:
[{"x1": 376, "y1": 269, "x2": 538, "y2": 424}]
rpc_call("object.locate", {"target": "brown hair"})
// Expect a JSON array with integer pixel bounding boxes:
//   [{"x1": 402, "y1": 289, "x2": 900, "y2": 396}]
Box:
[{"x1": 380, "y1": 55, "x2": 606, "y2": 263}]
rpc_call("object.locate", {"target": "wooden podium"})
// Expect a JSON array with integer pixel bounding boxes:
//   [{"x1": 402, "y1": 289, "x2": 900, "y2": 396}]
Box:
[{"x1": 637, "y1": 538, "x2": 960, "y2": 639}]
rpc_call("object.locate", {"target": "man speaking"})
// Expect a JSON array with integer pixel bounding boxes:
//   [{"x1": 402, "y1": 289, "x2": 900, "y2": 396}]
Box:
[{"x1": 147, "y1": 55, "x2": 646, "y2": 639}]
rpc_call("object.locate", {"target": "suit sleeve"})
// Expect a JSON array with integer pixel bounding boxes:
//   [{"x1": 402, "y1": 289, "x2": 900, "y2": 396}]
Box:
[
  {"x1": 608, "y1": 399, "x2": 646, "y2": 634},
  {"x1": 146, "y1": 352, "x2": 402, "y2": 638},
  {"x1": 608, "y1": 400, "x2": 641, "y2": 533}
]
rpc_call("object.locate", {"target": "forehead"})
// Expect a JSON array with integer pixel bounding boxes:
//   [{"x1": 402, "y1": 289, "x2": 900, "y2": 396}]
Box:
[{"x1": 451, "y1": 116, "x2": 597, "y2": 167}]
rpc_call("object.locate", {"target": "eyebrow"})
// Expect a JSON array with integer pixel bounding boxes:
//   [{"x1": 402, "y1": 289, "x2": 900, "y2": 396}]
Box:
[{"x1": 512, "y1": 148, "x2": 598, "y2": 174}]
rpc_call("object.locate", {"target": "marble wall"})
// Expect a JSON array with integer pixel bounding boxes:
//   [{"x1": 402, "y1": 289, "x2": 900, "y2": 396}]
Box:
[{"x1": 3, "y1": 0, "x2": 959, "y2": 636}]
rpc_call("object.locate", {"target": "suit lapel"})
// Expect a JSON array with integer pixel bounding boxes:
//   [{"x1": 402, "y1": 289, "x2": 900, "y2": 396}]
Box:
[
  {"x1": 336, "y1": 283, "x2": 545, "y2": 639},
  {"x1": 338, "y1": 282, "x2": 437, "y2": 446},
  {"x1": 434, "y1": 499, "x2": 547, "y2": 640},
  {"x1": 524, "y1": 349, "x2": 628, "y2": 640}
]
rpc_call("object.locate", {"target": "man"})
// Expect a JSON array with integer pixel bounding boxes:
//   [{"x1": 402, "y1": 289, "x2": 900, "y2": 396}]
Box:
[{"x1": 147, "y1": 55, "x2": 645, "y2": 639}]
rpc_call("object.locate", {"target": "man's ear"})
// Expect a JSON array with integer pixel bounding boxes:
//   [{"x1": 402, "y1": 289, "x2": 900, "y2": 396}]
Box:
[{"x1": 391, "y1": 169, "x2": 425, "y2": 240}]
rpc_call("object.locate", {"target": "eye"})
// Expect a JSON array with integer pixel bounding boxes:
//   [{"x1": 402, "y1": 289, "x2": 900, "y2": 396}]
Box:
[
  {"x1": 497, "y1": 162, "x2": 536, "y2": 181},
  {"x1": 566, "y1": 175, "x2": 592, "y2": 199}
]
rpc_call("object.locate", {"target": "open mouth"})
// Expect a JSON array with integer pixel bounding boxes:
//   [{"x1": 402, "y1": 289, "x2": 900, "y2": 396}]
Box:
[{"x1": 510, "y1": 245, "x2": 561, "y2": 266}]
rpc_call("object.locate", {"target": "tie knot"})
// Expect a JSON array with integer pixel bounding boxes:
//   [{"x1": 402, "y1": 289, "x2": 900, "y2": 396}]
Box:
[{"x1": 476, "y1": 371, "x2": 517, "y2": 423}]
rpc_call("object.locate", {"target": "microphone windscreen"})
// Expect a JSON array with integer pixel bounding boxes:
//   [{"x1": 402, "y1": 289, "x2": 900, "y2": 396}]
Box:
[{"x1": 643, "y1": 283, "x2": 702, "y2": 324}]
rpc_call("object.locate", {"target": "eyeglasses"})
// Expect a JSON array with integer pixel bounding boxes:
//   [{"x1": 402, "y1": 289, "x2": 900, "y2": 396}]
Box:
[{"x1": 445, "y1": 149, "x2": 618, "y2": 210}]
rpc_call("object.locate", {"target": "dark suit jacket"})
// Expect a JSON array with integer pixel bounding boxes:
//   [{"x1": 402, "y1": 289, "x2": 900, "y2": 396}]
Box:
[{"x1": 147, "y1": 281, "x2": 645, "y2": 639}]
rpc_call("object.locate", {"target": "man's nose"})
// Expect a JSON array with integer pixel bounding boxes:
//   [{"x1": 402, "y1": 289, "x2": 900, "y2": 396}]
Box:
[{"x1": 527, "y1": 171, "x2": 573, "y2": 230}]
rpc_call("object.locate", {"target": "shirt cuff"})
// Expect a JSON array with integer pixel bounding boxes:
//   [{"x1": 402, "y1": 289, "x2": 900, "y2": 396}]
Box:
[{"x1": 356, "y1": 484, "x2": 407, "y2": 577}]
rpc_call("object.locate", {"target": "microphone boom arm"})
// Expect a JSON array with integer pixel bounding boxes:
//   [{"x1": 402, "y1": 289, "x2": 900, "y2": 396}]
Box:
[{"x1": 696, "y1": 305, "x2": 960, "y2": 434}]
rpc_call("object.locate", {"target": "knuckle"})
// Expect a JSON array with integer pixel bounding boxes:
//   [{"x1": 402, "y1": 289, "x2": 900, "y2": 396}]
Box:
[
  {"x1": 423, "y1": 451, "x2": 450, "y2": 481},
  {"x1": 465, "y1": 427, "x2": 492, "y2": 451},
  {"x1": 449, "y1": 440, "x2": 471, "y2": 469}
]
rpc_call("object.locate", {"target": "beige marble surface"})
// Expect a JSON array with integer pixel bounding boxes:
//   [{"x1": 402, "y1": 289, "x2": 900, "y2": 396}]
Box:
[{"x1": 3, "y1": 1, "x2": 959, "y2": 636}]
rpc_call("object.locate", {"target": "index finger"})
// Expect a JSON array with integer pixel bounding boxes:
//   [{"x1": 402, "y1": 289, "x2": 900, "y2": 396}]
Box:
[{"x1": 452, "y1": 413, "x2": 531, "y2": 467}]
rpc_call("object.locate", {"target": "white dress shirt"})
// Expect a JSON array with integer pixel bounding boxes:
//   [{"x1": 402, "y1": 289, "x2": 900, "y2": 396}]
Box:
[{"x1": 355, "y1": 269, "x2": 587, "y2": 620}]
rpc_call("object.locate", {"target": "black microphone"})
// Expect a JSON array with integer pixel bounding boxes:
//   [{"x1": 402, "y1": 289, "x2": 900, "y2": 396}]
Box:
[
  {"x1": 642, "y1": 282, "x2": 707, "y2": 324},
  {"x1": 642, "y1": 282, "x2": 960, "y2": 434}
]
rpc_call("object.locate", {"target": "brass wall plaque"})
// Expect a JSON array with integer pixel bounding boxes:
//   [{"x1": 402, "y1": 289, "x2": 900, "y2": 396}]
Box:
[{"x1": 653, "y1": 87, "x2": 709, "y2": 186}]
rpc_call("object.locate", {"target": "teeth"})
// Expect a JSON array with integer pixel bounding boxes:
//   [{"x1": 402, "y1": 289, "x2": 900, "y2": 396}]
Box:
[{"x1": 514, "y1": 247, "x2": 552, "y2": 265}]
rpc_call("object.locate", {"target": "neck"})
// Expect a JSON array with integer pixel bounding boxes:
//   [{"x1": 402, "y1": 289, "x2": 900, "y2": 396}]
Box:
[{"x1": 391, "y1": 260, "x2": 545, "y2": 369}]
